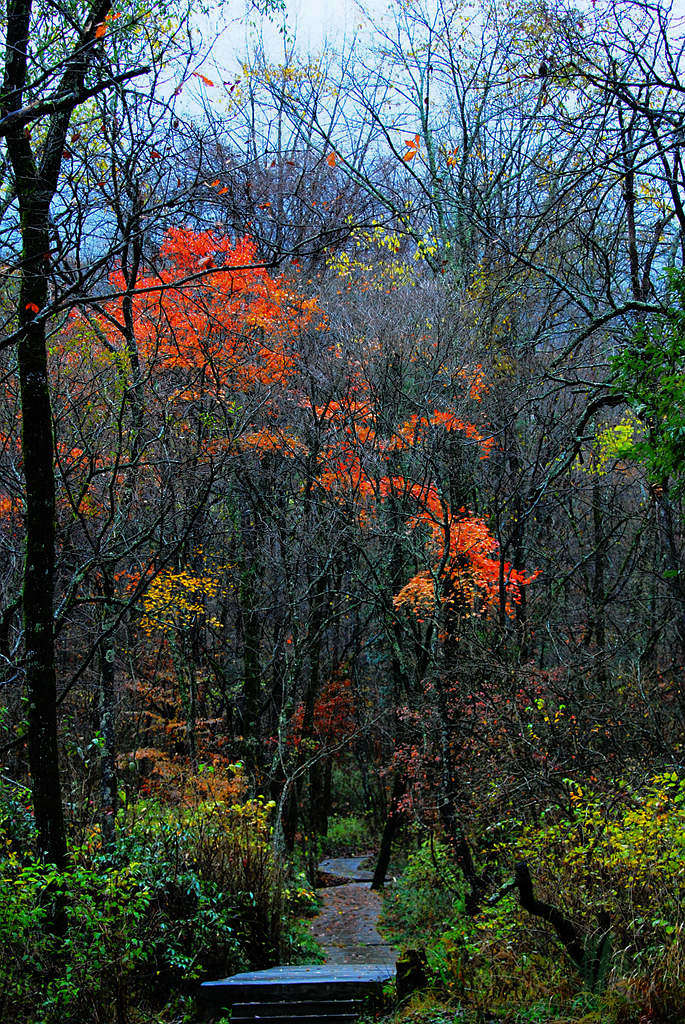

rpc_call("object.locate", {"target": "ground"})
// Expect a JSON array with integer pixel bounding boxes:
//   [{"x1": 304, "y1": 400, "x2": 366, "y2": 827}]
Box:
[{"x1": 310, "y1": 856, "x2": 396, "y2": 965}]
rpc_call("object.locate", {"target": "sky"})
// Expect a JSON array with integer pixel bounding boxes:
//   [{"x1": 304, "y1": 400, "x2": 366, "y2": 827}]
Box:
[
  {"x1": 208, "y1": 0, "x2": 386, "y2": 71},
  {"x1": 260, "y1": 0, "x2": 373, "y2": 49},
  {"x1": 209, "y1": 0, "x2": 685, "y2": 73}
]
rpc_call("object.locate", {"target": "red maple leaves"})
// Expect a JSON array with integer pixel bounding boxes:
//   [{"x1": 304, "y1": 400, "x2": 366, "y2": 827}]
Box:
[
  {"x1": 54, "y1": 227, "x2": 535, "y2": 644},
  {"x1": 104, "y1": 229, "x2": 319, "y2": 392}
]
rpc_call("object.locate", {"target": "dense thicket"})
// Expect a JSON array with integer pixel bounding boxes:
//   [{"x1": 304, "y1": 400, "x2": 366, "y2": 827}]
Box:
[{"x1": 1, "y1": 0, "x2": 685, "y2": 1021}]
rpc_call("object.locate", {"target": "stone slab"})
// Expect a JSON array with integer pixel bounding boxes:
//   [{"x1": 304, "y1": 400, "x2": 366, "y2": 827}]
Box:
[
  {"x1": 199, "y1": 963, "x2": 395, "y2": 1007},
  {"x1": 203, "y1": 963, "x2": 394, "y2": 986}
]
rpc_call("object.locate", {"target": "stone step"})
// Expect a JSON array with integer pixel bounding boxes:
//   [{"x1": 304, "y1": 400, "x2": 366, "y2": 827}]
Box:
[
  {"x1": 199, "y1": 964, "x2": 394, "y2": 1013},
  {"x1": 232, "y1": 1016, "x2": 359, "y2": 1024},
  {"x1": 231, "y1": 1000, "x2": 363, "y2": 1017},
  {"x1": 201, "y1": 982, "x2": 375, "y2": 1005}
]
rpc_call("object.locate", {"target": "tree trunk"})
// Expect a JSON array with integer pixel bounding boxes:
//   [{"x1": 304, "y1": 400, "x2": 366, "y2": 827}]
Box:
[
  {"x1": 589, "y1": 478, "x2": 607, "y2": 688},
  {"x1": 371, "y1": 774, "x2": 403, "y2": 889},
  {"x1": 17, "y1": 198, "x2": 67, "y2": 867},
  {"x1": 99, "y1": 573, "x2": 118, "y2": 850},
  {"x1": 3, "y1": 0, "x2": 118, "y2": 869}
]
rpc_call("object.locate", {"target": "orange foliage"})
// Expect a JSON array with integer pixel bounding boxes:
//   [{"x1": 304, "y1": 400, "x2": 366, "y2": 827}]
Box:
[
  {"x1": 387, "y1": 409, "x2": 493, "y2": 456},
  {"x1": 52, "y1": 228, "x2": 323, "y2": 530},
  {"x1": 52, "y1": 226, "x2": 532, "y2": 665},
  {"x1": 0, "y1": 493, "x2": 23, "y2": 529},
  {"x1": 456, "y1": 363, "x2": 489, "y2": 401},
  {"x1": 123, "y1": 658, "x2": 246, "y2": 806},
  {"x1": 238, "y1": 427, "x2": 308, "y2": 459},
  {"x1": 314, "y1": 676, "x2": 356, "y2": 744},
  {"x1": 97, "y1": 229, "x2": 321, "y2": 395},
  {"x1": 296, "y1": 354, "x2": 535, "y2": 625},
  {"x1": 395, "y1": 501, "x2": 538, "y2": 619},
  {"x1": 288, "y1": 674, "x2": 357, "y2": 757}
]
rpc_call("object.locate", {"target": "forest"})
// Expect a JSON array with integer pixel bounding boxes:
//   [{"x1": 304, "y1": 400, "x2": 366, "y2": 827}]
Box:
[{"x1": 1, "y1": 0, "x2": 685, "y2": 1021}]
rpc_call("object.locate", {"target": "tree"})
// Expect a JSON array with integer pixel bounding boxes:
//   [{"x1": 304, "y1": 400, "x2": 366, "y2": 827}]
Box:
[
  {"x1": 0, "y1": 0, "x2": 156, "y2": 866},
  {"x1": 612, "y1": 267, "x2": 685, "y2": 661},
  {"x1": 0, "y1": 0, "x2": 282, "y2": 862}
]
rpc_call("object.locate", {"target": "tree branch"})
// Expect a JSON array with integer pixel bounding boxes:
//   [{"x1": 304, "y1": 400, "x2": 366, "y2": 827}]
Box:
[{"x1": 0, "y1": 68, "x2": 150, "y2": 137}]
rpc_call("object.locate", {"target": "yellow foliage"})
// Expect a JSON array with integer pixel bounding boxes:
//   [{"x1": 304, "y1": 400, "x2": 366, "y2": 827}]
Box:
[
  {"x1": 576, "y1": 413, "x2": 640, "y2": 476},
  {"x1": 140, "y1": 564, "x2": 232, "y2": 637},
  {"x1": 327, "y1": 218, "x2": 441, "y2": 290},
  {"x1": 512, "y1": 773, "x2": 685, "y2": 956}
]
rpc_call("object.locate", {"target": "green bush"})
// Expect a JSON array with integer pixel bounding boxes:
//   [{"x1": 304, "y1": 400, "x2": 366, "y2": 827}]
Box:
[
  {"x1": 329, "y1": 766, "x2": 371, "y2": 817},
  {"x1": 0, "y1": 854, "x2": 161, "y2": 1023},
  {"x1": 0, "y1": 791, "x2": 313, "y2": 1024},
  {"x1": 385, "y1": 776, "x2": 685, "y2": 1023},
  {"x1": 381, "y1": 836, "x2": 467, "y2": 945},
  {"x1": 0, "y1": 779, "x2": 37, "y2": 855},
  {"x1": 284, "y1": 869, "x2": 320, "y2": 917},
  {"x1": 510, "y1": 773, "x2": 685, "y2": 1007},
  {"x1": 426, "y1": 895, "x2": 575, "y2": 1016},
  {"x1": 120, "y1": 795, "x2": 287, "y2": 969},
  {"x1": 324, "y1": 814, "x2": 374, "y2": 856}
]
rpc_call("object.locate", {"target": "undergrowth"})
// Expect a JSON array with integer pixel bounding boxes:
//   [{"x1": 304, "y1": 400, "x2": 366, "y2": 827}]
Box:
[
  {"x1": 323, "y1": 813, "x2": 375, "y2": 857},
  {"x1": 0, "y1": 776, "x2": 318, "y2": 1024},
  {"x1": 379, "y1": 773, "x2": 685, "y2": 1024}
]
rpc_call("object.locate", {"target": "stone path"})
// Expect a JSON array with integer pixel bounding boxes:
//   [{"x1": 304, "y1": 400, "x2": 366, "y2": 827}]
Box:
[
  {"x1": 199, "y1": 855, "x2": 396, "y2": 1018},
  {"x1": 317, "y1": 856, "x2": 374, "y2": 882},
  {"x1": 309, "y1": 855, "x2": 396, "y2": 965}
]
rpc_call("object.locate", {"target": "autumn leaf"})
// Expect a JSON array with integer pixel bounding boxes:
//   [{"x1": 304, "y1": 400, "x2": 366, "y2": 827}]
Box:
[
  {"x1": 193, "y1": 72, "x2": 215, "y2": 87},
  {"x1": 98, "y1": 226, "x2": 319, "y2": 396},
  {"x1": 25, "y1": 302, "x2": 39, "y2": 313},
  {"x1": 403, "y1": 134, "x2": 420, "y2": 162},
  {"x1": 327, "y1": 152, "x2": 337, "y2": 167}
]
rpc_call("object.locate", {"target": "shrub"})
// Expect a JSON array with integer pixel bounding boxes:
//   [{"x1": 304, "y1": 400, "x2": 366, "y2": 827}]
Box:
[
  {"x1": 0, "y1": 788, "x2": 312, "y2": 1024},
  {"x1": 381, "y1": 836, "x2": 467, "y2": 945},
  {"x1": 284, "y1": 869, "x2": 320, "y2": 917},
  {"x1": 111, "y1": 791, "x2": 293, "y2": 971},
  {"x1": 0, "y1": 854, "x2": 159, "y2": 1023},
  {"x1": 324, "y1": 814, "x2": 374, "y2": 856},
  {"x1": 329, "y1": 766, "x2": 370, "y2": 817},
  {"x1": 394, "y1": 775, "x2": 685, "y2": 1022},
  {"x1": 0, "y1": 778, "x2": 37, "y2": 855},
  {"x1": 427, "y1": 896, "x2": 578, "y2": 1017},
  {"x1": 509, "y1": 773, "x2": 685, "y2": 1014}
]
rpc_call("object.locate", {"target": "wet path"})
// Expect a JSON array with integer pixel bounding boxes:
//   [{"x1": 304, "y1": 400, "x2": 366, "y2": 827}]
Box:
[{"x1": 309, "y1": 856, "x2": 396, "y2": 965}]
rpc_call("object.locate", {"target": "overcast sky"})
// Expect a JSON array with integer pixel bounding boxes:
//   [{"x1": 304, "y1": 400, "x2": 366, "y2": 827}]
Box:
[
  {"x1": 262, "y1": 0, "x2": 373, "y2": 48},
  {"x1": 208, "y1": 0, "x2": 685, "y2": 74},
  {"x1": 206, "y1": 0, "x2": 385, "y2": 72}
]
